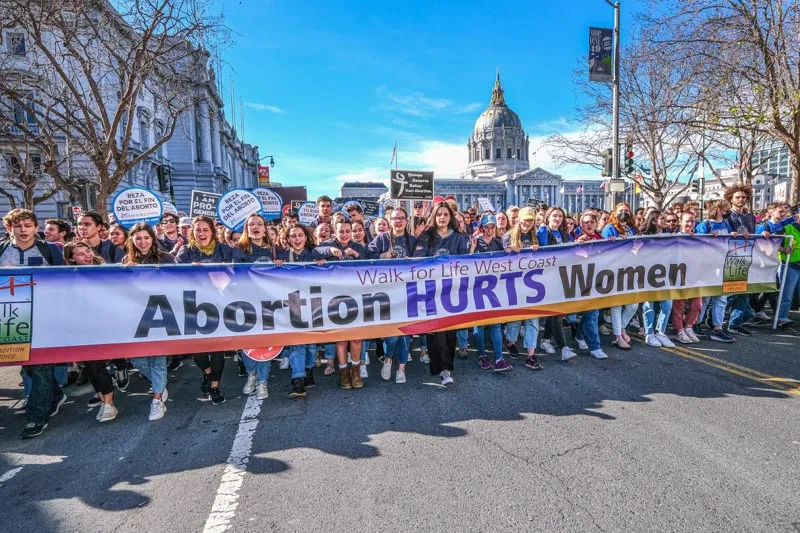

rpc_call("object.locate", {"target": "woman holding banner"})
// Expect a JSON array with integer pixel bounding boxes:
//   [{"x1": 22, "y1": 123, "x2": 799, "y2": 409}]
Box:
[
  {"x1": 573, "y1": 211, "x2": 609, "y2": 360},
  {"x1": 639, "y1": 212, "x2": 677, "y2": 349},
  {"x1": 314, "y1": 219, "x2": 367, "y2": 390},
  {"x1": 602, "y1": 203, "x2": 639, "y2": 351},
  {"x1": 413, "y1": 202, "x2": 469, "y2": 386},
  {"x1": 175, "y1": 216, "x2": 233, "y2": 405},
  {"x1": 123, "y1": 223, "x2": 174, "y2": 421},
  {"x1": 368, "y1": 207, "x2": 416, "y2": 384},
  {"x1": 671, "y1": 212, "x2": 702, "y2": 344}
]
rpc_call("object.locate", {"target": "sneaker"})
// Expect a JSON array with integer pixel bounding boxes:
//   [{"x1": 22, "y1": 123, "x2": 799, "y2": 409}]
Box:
[
  {"x1": 50, "y1": 390, "x2": 67, "y2": 418},
  {"x1": 364, "y1": 353, "x2": 370, "y2": 365},
  {"x1": 710, "y1": 330, "x2": 735, "y2": 343},
  {"x1": 440, "y1": 370, "x2": 454, "y2": 386},
  {"x1": 167, "y1": 357, "x2": 183, "y2": 371},
  {"x1": 728, "y1": 325, "x2": 752, "y2": 336},
  {"x1": 655, "y1": 332, "x2": 675, "y2": 348},
  {"x1": 507, "y1": 343, "x2": 520, "y2": 358},
  {"x1": 524, "y1": 356, "x2": 543, "y2": 370},
  {"x1": 350, "y1": 365, "x2": 364, "y2": 389},
  {"x1": 87, "y1": 394, "x2": 103, "y2": 408},
  {"x1": 599, "y1": 324, "x2": 612, "y2": 336},
  {"x1": 201, "y1": 374, "x2": 211, "y2": 395},
  {"x1": 419, "y1": 349, "x2": 430, "y2": 364},
  {"x1": 98, "y1": 403, "x2": 118, "y2": 423},
  {"x1": 576, "y1": 338, "x2": 589, "y2": 350},
  {"x1": 115, "y1": 368, "x2": 130, "y2": 391},
  {"x1": 148, "y1": 399, "x2": 166, "y2": 421},
  {"x1": 478, "y1": 356, "x2": 492, "y2": 370},
  {"x1": 256, "y1": 382, "x2": 269, "y2": 400},
  {"x1": 675, "y1": 329, "x2": 693, "y2": 344},
  {"x1": 755, "y1": 311, "x2": 771, "y2": 321},
  {"x1": 590, "y1": 349, "x2": 608, "y2": 360},
  {"x1": 21, "y1": 422, "x2": 47, "y2": 439},
  {"x1": 359, "y1": 364, "x2": 368, "y2": 379},
  {"x1": 381, "y1": 361, "x2": 392, "y2": 381},
  {"x1": 161, "y1": 387, "x2": 168, "y2": 403},
  {"x1": 685, "y1": 328, "x2": 701, "y2": 343},
  {"x1": 304, "y1": 368, "x2": 316, "y2": 388},
  {"x1": 645, "y1": 334, "x2": 662, "y2": 347},
  {"x1": 279, "y1": 357, "x2": 290, "y2": 370},
  {"x1": 777, "y1": 319, "x2": 793, "y2": 329},
  {"x1": 339, "y1": 367, "x2": 352, "y2": 389},
  {"x1": 561, "y1": 347, "x2": 577, "y2": 361},
  {"x1": 395, "y1": 370, "x2": 406, "y2": 384},
  {"x1": 15, "y1": 397, "x2": 28, "y2": 410},
  {"x1": 457, "y1": 347, "x2": 468, "y2": 359},
  {"x1": 493, "y1": 359, "x2": 513, "y2": 372},
  {"x1": 540, "y1": 339, "x2": 556, "y2": 354},
  {"x1": 289, "y1": 378, "x2": 306, "y2": 398},
  {"x1": 243, "y1": 373, "x2": 257, "y2": 395},
  {"x1": 209, "y1": 387, "x2": 225, "y2": 405},
  {"x1": 629, "y1": 317, "x2": 641, "y2": 329}
]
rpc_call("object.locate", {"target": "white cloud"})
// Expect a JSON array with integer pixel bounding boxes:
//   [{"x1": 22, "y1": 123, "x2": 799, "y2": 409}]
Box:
[
  {"x1": 244, "y1": 102, "x2": 286, "y2": 114},
  {"x1": 401, "y1": 140, "x2": 466, "y2": 177},
  {"x1": 375, "y1": 87, "x2": 482, "y2": 119},
  {"x1": 456, "y1": 102, "x2": 483, "y2": 114}
]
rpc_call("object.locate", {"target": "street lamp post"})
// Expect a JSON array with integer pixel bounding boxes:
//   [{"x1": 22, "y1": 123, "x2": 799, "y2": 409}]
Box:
[
  {"x1": 604, "y1": 0, "x2": 621, "y2": 205},
  {"x1": 259, "y1": 155, "x2": 276, "y2": 168}
]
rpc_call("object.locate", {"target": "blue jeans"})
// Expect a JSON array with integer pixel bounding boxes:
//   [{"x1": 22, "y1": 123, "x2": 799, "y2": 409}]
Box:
[
  {"x1": 778, "y1": 263, "x2": 800, "y2": 320},
  {"x1": 701, "y1": 295, "x2": 728, "y2": 327},
  {"x1": 456, "y1": 329, "x2": 469, "y2": 349},
  {"x1": 505, "y1": 321, "x2": 521, "y2": 344},
  {"x1": 727, "y1": 294, "x2": 754, "y2": 328},
  {"x1": 24, "y1": 364, "x2": 59, "y2": 425},
  {"x1": 522, "y1": 318, "x2": 540, "y2": 350},
  {"x1": 418, "y1": 335, "x2": 427, "y2": 350},
  {"x1": 475, "y1": 324, "x2": 503, "y2": 362},
  {"x1": 289, "y1": 344, "x2": 316, "y2": 380},
  {"x1": 383, "y1": 336, "x2": 410, "y2": 365},
  {"x1": 131, "y1": 356, "x2": 168, "y2": 394},
  {"x1": 642, "y1": 300, "x2": 673, "y2": 335},
  {"x1": 242, "y1": 352, "x2": 272, "y2": 383},
  {"x1": 577, "y1": 310, "x2": 601, "y2": 351}
]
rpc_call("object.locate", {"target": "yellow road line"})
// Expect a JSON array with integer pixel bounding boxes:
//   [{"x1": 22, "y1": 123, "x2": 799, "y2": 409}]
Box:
[{"x1": 631, "y1": 335, "x2": 800, "y2": 397}]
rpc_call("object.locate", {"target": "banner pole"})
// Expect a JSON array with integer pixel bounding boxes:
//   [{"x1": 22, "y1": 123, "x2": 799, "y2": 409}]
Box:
[{"x1": 772, "y1": 234, "x2": 794, "y2": 330}]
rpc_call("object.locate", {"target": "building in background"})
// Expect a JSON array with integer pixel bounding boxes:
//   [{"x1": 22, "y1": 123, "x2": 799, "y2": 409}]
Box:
[{"x1": 339, "y1": 181, "x2": 388, "y2": 201}]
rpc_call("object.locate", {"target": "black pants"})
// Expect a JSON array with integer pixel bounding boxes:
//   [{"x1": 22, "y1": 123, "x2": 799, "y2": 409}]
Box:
[
  {"x1": 427, "y1": 330, "x2": 456, "y2": 375},
  {"x1": 194, "y1": 352, "x2": 225, "y2": 382},
  {"x1": 84, "y1": 360, "x2": 114, "y2": 395},
  {"x1": 543, "y1": 316, "x2": 567, "y2": 349}
]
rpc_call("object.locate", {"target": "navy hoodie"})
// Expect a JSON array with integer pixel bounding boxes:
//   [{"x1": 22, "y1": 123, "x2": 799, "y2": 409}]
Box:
[
  {"x1": 472, "y1": 234, "x2": 504, "y2": 254},
  {"x1": 501, "y1": 231, "x2": 538, "y2": 250},
  {"x1": 367, "y1": 232, "x2": 417, "y2": 259},
  {"x1": 313, "y1": 239, "x2": 367, "y2": 261},
  {"x1": 413, "y1": 229, "x2": 469, "y2": 257},
  {"x1": 175, "y1": 242, "x2": 233, "y2": 264},
  {"x1": 232, "y1": 243, "x2": 275, "y2": 263},
  {"x1": 275, "y1": 247, "x2": 315, "y2": 263}
]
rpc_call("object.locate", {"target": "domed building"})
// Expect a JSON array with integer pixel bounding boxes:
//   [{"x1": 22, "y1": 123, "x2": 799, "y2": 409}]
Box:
[{"x1": 434, "y1": 72, "x2": 605, "y2": 213}]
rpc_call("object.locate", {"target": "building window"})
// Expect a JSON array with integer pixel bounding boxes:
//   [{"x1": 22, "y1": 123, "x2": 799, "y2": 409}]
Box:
[
  {"x1": 57, "y1": 202, "x2": 70, "y2": 220},
  {"x1": 9, "y1": 33, "x2": 26, "y2": 56},
  {"x1": 507, "y1": 147, "x2": 512, "y2": 159},
  {"x1": 495, "y1": 147, "x2": 501, "y2": 159},
  {"x1": 484, "y1": 147, "x2": 490, "y2": 160},
  {"x1": 194, "y1": 106, "x2": 204, "y2": 162},
  {"x1": 30, "y1": 154, "x2": 42, "y2": 174},
  {"x1": 517, "y1": 148, "x2": 521, "y2": 160},
  {"x1": 139, "y1": 119, "x2": 149, "y2": 150}
]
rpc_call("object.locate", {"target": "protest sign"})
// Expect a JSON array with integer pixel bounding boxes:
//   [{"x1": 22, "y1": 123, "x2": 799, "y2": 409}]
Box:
[
  {"x1": 341, "y1": 199, "x2": 364, "y2": 215},
  {"x1": 162, "y1": 202, "x2": 178, "y2": 216},
  {"x1": 296, "y1": 202, "x2": 319, "y2": 225},
  {"x1": 252, "y1": 188, "x2": 283, "y2": 220},
  {"x1": 190, "y1": 190, "x2": 221, "y2": 218},
  {"x1": 0, "y1": 235, "x2": 782, "y2": 365},
  {"x1": 216, "y1": 189, "x2": 263, "y2": 232},
  {"x1": 477, "y1": 198, "x2": 494, "y2": 212},
  {"x1": 390, "y1": 170, "x2": 434, "y2": 200},
  {"x1": 111, "y1": 187, "x2": 163, "y2": 229},
  {"x1": 362, "y1": 201, "x2": 380, "y2": 218}
]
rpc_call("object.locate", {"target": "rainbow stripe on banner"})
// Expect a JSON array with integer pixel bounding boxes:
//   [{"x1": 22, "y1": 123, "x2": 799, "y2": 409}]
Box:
[{"x1": 0, "y1": 235, "x2": 783, "y2": 366}]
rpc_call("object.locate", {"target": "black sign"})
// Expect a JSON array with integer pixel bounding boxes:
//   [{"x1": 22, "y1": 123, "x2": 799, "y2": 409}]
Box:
[
  {"x1": 589, "y1": 27, "x2": 613, "y2": 82},
  {"x1": 390, "y1": 170, "x2": 434, "y2": 200},
  {"x1": 526, "y1": 198, "x2": 548, "y2": 210},
  {"x1": 362, "y1": 201, "x2": 379, "y2": 218},
  {"x1": 290, "y1": 200, "x2": 302, "y2": 211},
  {"x1": 190, "y1": 190, "x2": 222, "y2": 218}
]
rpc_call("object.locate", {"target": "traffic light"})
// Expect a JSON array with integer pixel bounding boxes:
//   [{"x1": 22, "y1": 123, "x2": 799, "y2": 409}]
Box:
[
  {"x1": 689, "y1": 181, "x2": 699, "y2": 194},
  {"x1": 624, "y1": 138, "x2": 634, "y2": 175},
  {"x1": 601, "y1": 148, "x2": 613, "y2": 177}
]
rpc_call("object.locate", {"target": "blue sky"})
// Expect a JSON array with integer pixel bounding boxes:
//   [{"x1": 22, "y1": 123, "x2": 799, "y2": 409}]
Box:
[{"x1": 219, "y1": 0, "x2": 642, "y2": 199}]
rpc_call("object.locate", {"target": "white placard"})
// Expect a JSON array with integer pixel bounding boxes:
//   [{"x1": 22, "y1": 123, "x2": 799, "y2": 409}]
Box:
[
  {"x1": 111, "y1": 187, "x2": 163, "y2": 229},
  {"x1": 216, "y1": 189, "x2": 263, "y2": 232}
]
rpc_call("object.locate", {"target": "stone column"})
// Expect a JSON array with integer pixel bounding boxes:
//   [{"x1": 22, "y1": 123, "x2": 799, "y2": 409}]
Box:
[
  {"x1": 210, "y1": 112, "x2": 221, "y2": 167},
  {"x1": 199, "y1": 101, "x2": 212, "y2": 163}
]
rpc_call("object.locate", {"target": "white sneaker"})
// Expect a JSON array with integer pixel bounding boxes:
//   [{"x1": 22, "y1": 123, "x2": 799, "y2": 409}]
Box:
[
  {"x1": 95, "y1": 403, "x2": 105, "y2": 421},
  {"x1": 655, "y1": 332, "x2": 675, "y2": 348},
  {"x1": 98, "y1": 403, "x2": 118, "y2": 423},
  {"x1": 360, "y1": 364, "x2": 368, "y2": 378},
  {"x1": 629, "y1": 317, "x2": 641, "y2": 329},
  {"x1": 599, "y1": 324, "x2": 612, "y2": 336},
  {"x1": 161, "y1": 387, "x2": 168, "y2": 403},
  {"x1": 395, "y1": 370, "x2": 406, "y2": 384},
  {"x1": 540, "y1": 339, "x2": 556, "y2": 354},
  {"x1": 675, "y1": 329, "x2": 693, "y2": 344},
  {"x1": 381, "y1": 361, "x2": 392, "y2": 381},
  {"x1": 148, "y1": 399, "x2": 166, "y2": 421},
  {"x1": 440, "y1": 370, "x2": 454, "y2": 386},
  {"x1": 561, "y1": 347, "x2": 577, "y2": 361},
  {"x1": 645, "y1": 333, "x2": 662, "y2": 347},
  {"x1": 755, "y1": 311, "x2": 771, "y2": 321},
  {"x1": 576, "y1": 338, "x2": 589, "y2": 350},
  {"x1": 279, "y1": 357, "x2": 290, "y2": 370},
  {"x1": 256, "y1": 382, "x2": 269, "y2": 400},
  {"x1": 364, "y1": 353, "x2": 370, "y2": 365},
  {"x1": 420, "y1": 349, "x2": 430, "y2": 364},
  {"x1": 685, "y1": 328, "x2": 701, "y2": 343},
  {"x1": 243, "y1": 373, "x2": 257, "y2": 395},
  {"x1": 590, "y1": 349, "x2": 608, "y2": 359}
]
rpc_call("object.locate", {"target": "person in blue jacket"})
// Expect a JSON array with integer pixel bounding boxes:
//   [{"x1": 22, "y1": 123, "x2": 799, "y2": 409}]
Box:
[
  {"x1": 601, "y1": 202, "x2": 638, "y2": 239},
  {"x1": 470, "y1": 213, "x2": 513, "y2": 373},
  {"x1": 314, "y1": 219, "x2": 367, "y2": 390},
  {"x1": 175, "y1": 216, "x2": 233, "y2": 405},
  {"x1": 232, "y1": 213, "x2": 275, "y2": 264},
  {"x1": 413, "y1": 202, "x2": 469, "y2": 386},
  {"x1": 695, "y1": 200, "x2": 736, "y2": 343}
]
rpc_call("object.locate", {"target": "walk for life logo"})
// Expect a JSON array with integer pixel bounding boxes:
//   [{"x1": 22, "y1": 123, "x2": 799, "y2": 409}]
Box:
[
  {"x1": 722, "y1": 238, "x2": 754, "y2": 293},
  {"x1": 0, "y1": 275, "x2": 34, "y2": 363}
]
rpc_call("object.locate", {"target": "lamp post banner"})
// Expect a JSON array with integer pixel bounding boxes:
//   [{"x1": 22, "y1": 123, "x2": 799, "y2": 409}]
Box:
[{"x1": 0, "y1": 236, "x2": 781, "y2": 366}]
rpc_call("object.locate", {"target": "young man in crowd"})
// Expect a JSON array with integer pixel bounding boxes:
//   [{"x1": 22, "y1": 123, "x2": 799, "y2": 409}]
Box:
[
  {"x1": 0, "y1": 209, "x2": 66, "y2": 438},
  {"x1": 76, "y1": 211, "x2": 124, "y2": 263},
  {"x1": 158, "y1": 213, "x2": 184, "y2": 254},
  {"x1": 282, "y1": 210, "x2": 299, "y2": 229},
  {"x1": 724, "y1": 183, "x2": 760, "y2": 334},
  {"x1": 44, "y1": 219, "x2": 71, "y2": 247},
  {"x1": 310, "y1": 195, "x2": 333, "y2": 228},
  {"x1": 347, "y1": 203, "x2": 373, "y2": 242}
]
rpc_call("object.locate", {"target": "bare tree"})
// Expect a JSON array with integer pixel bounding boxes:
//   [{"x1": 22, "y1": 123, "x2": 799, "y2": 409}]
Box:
[{"x1": 0, "y1": 0, "x2": 228, "y2": 215}]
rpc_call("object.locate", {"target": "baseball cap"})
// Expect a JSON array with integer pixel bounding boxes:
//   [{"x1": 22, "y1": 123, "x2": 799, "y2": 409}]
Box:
[
  {"x1": 518, "y1": 207, "x2": 536, "y2": 221},
  {"x1": 179, "y1": 217, "x2": 192, "y2": 227},
  {"x1": 479, "y1": 213, "x2": 498, "y2": 227}
]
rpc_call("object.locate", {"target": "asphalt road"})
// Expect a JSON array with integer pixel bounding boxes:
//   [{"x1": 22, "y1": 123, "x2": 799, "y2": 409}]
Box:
[{"x1": 1, "y1": 316, "x2": 799, "y2": 533}]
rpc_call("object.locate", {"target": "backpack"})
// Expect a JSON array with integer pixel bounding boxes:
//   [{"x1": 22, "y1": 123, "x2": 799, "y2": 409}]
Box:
[{"x1": 0, "y1": 239, "x2": 55, "y2": 265}]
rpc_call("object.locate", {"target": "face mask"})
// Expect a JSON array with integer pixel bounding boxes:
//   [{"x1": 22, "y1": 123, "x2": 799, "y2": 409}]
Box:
[{"x1": 618, "y1": 212, "x2": 631, "y2": 223}]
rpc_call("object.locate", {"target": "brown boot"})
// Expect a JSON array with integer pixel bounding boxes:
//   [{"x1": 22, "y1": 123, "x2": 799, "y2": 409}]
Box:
[
  {"x1": 350, "y1": 363, "x2": 364, "y2": 389},
  {"x1": 339, "y1": 366, "x2": 352, "y2": 389}
]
